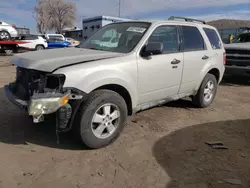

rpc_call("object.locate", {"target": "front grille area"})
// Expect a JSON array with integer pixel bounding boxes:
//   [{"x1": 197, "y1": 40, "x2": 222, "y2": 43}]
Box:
[
  {"x1": 10, "y1": 67, "x2": 46, "y2": 101},
  {"x1": 225, "y1": 48, "x2": 250, "y2": 67}
]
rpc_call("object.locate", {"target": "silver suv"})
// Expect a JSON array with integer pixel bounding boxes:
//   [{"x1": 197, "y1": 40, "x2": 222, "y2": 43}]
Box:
[{"x1": 4, "y1": 16, "x2": 225, "y2": 149}]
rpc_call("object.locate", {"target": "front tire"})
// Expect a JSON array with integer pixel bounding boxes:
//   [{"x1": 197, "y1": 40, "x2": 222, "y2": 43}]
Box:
[
  {"x1": 192, "y1": 73, "x2": 218, "y2": 108},
  {"x1": 74, "y1": 90, "x2": 128, "y2": 149},
  {"x1": 35, "y1": 45, "x2": 45, "y2": 51}
]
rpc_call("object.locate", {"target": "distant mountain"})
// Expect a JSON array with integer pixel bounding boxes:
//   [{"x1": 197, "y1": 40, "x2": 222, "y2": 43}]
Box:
[{"x1": 207, "y1": 19, "x2": 250, "y2": 29}]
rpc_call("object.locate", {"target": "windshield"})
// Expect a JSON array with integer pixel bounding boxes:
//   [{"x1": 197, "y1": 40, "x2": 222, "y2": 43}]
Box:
[
  {"x1": 78, "y1": 22, "x2": 150, "y2": 53},
  {"x1": 231, "y1": 33, "x2": 250, "y2": 43}
]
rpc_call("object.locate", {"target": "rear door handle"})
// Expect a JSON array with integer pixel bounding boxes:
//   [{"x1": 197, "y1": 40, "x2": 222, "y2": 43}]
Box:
[
  {"x1": 171, "y1": 59, "x2": 181, "y2": 64},
  {"x1": 202, "y1": 55, "x2": 209, "y2": 60}
]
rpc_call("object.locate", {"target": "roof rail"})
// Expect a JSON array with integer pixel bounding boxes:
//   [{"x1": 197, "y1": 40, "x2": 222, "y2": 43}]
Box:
[{"x1": 168, "y1": 16, "x2": 206, "y2": 24}]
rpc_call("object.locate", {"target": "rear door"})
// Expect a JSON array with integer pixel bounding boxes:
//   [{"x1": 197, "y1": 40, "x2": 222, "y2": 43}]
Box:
[
  {"x1": 178, "y1": 25, "x2": 210, "y2": 94},
  {"x1": 202, "y1": 27, "x2": 224, "y2": 67}
]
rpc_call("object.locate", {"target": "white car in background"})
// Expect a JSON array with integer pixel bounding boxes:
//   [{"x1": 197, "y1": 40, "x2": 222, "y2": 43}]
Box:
[
  {"x1": 92, "y1": 36, "x2": 119, "y2": 48},
  {"x1": 0, "y1": 21, "x2": 18, "y2": 40},
  {"x1": 100, "y1": 36, "x2": 119, "y2": 47},
  {"x1": 17, "y1": 35, "x2": 48, "y2": 51},
  {"x1": 65, "y1": 37, "x2": 80, "y2": 46}
]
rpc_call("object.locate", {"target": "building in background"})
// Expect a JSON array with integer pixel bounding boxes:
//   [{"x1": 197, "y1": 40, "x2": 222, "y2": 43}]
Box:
[
  {"x1": 82, "y1": 15, "x2": 132, "y2": 40},
  {"x1": 62, "y1": 15, "x2": 132, "y2": 41},
  {"x1": 63, "y1": 27, "x2": 83, "y2": 41}
]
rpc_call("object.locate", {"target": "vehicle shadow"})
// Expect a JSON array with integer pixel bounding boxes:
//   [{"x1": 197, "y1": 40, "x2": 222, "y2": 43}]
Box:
[
  {"x1": 0, "y1": 87, "x2": 85, "y2": 150},
  {"x1": 152, "y1": 119, "x2": 250, "y2": 188},
  {"x1": 221, "y1": 75, "x2": 250, "y2": 86},
  {"x1": 165, "y1": 98, "x2": 196, "y2": 109},
  {"x1": 166, "y1": 74, "x2": 250, "y2": 109}
]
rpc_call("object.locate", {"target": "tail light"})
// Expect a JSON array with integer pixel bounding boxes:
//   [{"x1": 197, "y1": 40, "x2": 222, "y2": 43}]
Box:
[
  {"x1": 12, "y1": 25, "x2": 17, "y2": 29},
  {"x1": 223, "y1": 52, "x2": 226, "y2": 65}
]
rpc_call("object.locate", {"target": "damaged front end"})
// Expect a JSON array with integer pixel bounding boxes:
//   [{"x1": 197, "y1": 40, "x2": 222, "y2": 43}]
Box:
[{"x1": 5, "y1": 67, "x2": 85, "y2": 131}]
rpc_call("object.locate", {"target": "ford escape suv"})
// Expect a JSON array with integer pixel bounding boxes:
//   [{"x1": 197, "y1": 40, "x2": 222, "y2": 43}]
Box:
[{"x1": 4, "y1": 16, "x2": 225, "y2": 149}]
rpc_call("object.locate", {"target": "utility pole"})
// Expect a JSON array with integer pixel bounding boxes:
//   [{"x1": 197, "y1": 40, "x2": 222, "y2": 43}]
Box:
[{"x1": 118, "y1": 0, "x2": 121, "y2": 17}]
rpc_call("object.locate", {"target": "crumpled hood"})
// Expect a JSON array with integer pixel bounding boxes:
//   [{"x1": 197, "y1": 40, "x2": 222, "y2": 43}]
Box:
[
  {"x1": 224, "y1": 42, "x2": 250, "y2": 50},
  {"x1": 10, "y1": 47, "x2": 123, "y2": 72}
]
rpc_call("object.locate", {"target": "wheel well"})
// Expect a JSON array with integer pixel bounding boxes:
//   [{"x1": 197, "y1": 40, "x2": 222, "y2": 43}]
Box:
[
  {"x1": 0, "y1": 29, "x2": 8, "y2": 32},
  {"x1": 208, "y1": 68, "x2": 220, "y2": 82},
  {"x1": 94, "y1": 84, "x2": 133, "y2": 115},
  {"x1": 36, "y1": 44, "x2": 45, "y2": 48}
]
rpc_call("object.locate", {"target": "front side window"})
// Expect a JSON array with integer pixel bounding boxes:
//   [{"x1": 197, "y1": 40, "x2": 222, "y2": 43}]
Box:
[
  {"x1": 148, "y1": 25, "x2": 179, "y2": 54},
  {"x1": 203, "y1": 28, "x2": 222, "y2": 49},
  {"x1": 182, "y1": 26, "x2": 205, "y2": 51},
  {"x1": 77, "y1": 22, "x2": 150, "y2": 53}
]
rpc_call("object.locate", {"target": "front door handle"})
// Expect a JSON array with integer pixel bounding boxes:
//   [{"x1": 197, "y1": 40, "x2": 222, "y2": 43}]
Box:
[
  {"x1": 202, "y1": 55, "x2": 209, "y2": 60},
  {"x1": 171, "y1": 59, "x2": 181, "y2": 64}
]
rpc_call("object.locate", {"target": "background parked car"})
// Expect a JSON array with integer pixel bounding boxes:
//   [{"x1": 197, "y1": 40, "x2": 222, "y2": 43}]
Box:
[
  {"x1": 17, "y1": 35, "x2": 48, "y2": 51},
  {"x1": 47, "y1": 36, "x2": 70, "y2": 49},
  {"x1": 0, "y1": 21, "x2": 18, "y2": 40},
  {"x1": 65, "y1": 37, "x2": 80, "y2": 46}
]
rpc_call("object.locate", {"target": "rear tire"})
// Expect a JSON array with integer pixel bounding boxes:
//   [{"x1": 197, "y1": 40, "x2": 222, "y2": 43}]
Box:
[
  {"x1": 192, "y1": 73, "x2": 218, "y2": 108},
  {"x1": 35, "y1": 45, "x2": 45, "y2": 51},
  {"x1": 0, "y1": 31, "x2": 11, "y2": 40},
  {"x1": 73, "y1": 90, "x2": 128, "y2": 149}
]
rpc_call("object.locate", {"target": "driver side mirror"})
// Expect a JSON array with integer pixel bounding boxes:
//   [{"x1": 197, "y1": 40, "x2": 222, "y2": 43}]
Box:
[{"x1": 141, "y1": 42, "x2": 163, "y2": 57}]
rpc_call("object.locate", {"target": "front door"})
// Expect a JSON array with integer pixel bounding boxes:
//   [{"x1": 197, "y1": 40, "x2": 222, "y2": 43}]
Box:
[{"x1": 137, "y1": 25, "x2": 183, "y2": 104}]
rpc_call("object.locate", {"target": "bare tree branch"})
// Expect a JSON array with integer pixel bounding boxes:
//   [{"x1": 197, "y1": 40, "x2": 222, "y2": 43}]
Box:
[{"x1": 34, "y1": 0, "x2": 76, "y2": 34}]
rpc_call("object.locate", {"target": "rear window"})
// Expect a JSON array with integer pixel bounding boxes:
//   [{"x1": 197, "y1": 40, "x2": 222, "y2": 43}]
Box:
[{"x1": 203, "y1": 28, "x2": 222, "y2": 49}]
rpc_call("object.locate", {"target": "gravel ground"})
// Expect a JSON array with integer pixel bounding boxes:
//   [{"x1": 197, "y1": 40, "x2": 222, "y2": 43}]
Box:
[{"x1": 0, "y1": 55, "x2": 249, "y2": 188}]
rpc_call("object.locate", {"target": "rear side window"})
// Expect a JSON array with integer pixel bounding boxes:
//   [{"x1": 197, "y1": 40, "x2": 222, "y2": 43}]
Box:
[
  {"x1": 20, "y1": 35, "x2": 38, "y2": 40},
  {"x1": 182, "y1": 26, "x2": 205, "y2": 51},
  {"x1": 49, "y1": 36, "x2": 64, "y2": 41},
  {"x1": 203, "y1": 28, "x2": 222, "y2": 49}
]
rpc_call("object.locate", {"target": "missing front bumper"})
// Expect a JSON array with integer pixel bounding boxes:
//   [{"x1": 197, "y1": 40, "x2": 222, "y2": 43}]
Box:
[
  {"x1": 4, "y1": 84, "x2": 85, "y2": 131},
  {"x1": 4, "y1": 85, "x2": 28, "y2": 110}
]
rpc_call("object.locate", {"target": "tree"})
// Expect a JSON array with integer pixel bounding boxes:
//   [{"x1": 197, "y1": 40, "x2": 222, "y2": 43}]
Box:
[
  {"x1": 33, "y1": 0, "x2": 76, "y2": 34},
  {"x1": 33, "y1": 0, "x2": 51, "y2": 34}
]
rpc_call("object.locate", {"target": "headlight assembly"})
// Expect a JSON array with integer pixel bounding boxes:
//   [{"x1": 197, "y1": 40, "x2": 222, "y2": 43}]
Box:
[{"x1": 28, "y1": 92, "x2": 70, "y2": 116}]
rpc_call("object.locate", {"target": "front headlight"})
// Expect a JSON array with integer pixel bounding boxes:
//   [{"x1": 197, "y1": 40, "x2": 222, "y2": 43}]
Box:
[{"x1": 28, "y1": 92, "x2": 70, "y2": 116}]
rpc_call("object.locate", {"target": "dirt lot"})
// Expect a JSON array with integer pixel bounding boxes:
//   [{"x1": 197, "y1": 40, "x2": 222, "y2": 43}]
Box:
[{"x1": 0, "y1": 55, "x2": 249, "y2": 188}]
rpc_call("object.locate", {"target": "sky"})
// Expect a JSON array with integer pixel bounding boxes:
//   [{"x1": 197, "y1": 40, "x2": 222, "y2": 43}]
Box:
[{"x1": 0, "y1": 0, "x2": 250, "y2": 33}]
